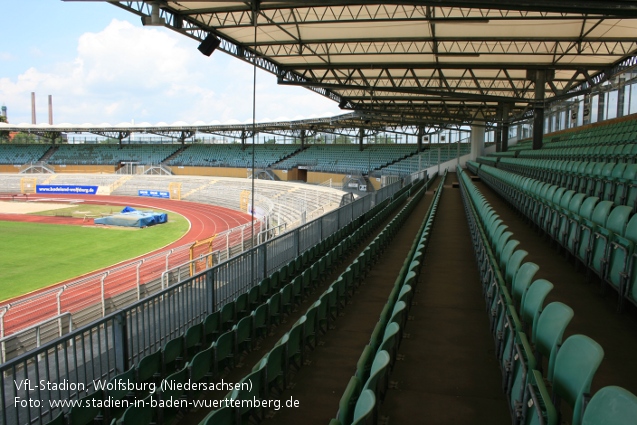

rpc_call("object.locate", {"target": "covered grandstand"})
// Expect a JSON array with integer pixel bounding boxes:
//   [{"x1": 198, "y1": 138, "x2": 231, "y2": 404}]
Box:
[{"x1": 2, "y1": 2, "x2": 637, "y2": 425}]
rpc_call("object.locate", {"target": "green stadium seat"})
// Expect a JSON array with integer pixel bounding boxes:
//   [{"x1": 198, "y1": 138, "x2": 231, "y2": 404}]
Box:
[
  {"x1": 533, "y1": 302, "x2": 574, "y2": 381},
  {"x1": 213, "y1": 330, "x2": 235, "y2": 377},
  {"x1": 184, "y1": 322, "x2": 204, "y2": 360},
  {"x1": 581, "y1": 386, "x2": 637, "y2": 425},
  {"x1": 552, "y1": 335, "x2": 604, "y2": 425},
  {"x1": 229, "y1": 367, "x2": 264, "y2": 424},
  {"x1": 163, "y1": 337, "x2": 184, "y2": 374},
  {"x1": 220, "y1": 301, "x2": 236, "y2": 331},
  {"x1": 235, "y1": 293, "x2": 249, "y2": 319},
  {"x1": 234, "y1": 315, "x2": 253, "y2": 354},
  {"x1": 106, "y1": 366, "x2": 136, "y2": 422},
  {"x1": 521, "y1": 279, "x2": 553, "y2": 341},
  {"x1": 337, "y1": 376, "x2": 362, "y2": 425},
  {"x1": 68, "y1": 390, "x2": 103, "y2": 425},
  {"x1": 160, "y1": 367, "x2": 189, "y2": 423},
  {"x1": 263, "y1": 340, "x2": 287, "y2": 396},
  {"x1": 252, "y1": 303, "x2": 269, "y2": 340},
  {"x1": 189, "y1": 345, "x2": 214, "y2": 386},
  {"x1": 203, "y1": 311, "x2": 221, "y2": 345},
  {"x1": 511, "y1": 262, "x2": 540, "y2": 310},
  {"x1": 268, "y1": 292, "x2": 282, "y2": 326},
  {"x1": 355, "y1": 345, "x2": 374, "y2": 383},
  {"x1": 136, "y1": 349, "x2": 162, "y2": 395},
  {"x1": 118, "y1": 395, "x2": 155, "y2": 425},
  {"x1": 351, "y1": 389, "x2": 376, "y2": 425},
  {"x1": 287, "y1": 317, "x2": 305, "y2": 370}
]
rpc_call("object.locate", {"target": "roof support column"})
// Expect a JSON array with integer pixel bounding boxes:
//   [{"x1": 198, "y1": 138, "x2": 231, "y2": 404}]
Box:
[
  {"x1": 618, "y1": 77, "x2": 626, "y2": 117},
  {"x1": 495, "y1": 105, "x2": 503, "y2": 152},
  {"x1": 470, "y1": 119, "x2": 485, "y2": 161},
  {"x1": 241, "y1": 130, "x2": 247, "y2": 149},
  {"x1": 417, "y1": 126, "x2": 424, "y2": 153},
  {"x1": 501, "y1": 104, "x2": 511, "y2": 153},
  {"x1": 598, "y1": 90, "x2": 606, "y2": 122},
  {"x1": 300, "y1": 129, "x2": 306, "y2": 149},
  {"x1": 583, "y1": 95, "x2": 592, "y2": 126},
  {"x1": 358, "y1": 128, "x2": 364, "y2": 151},
  {"x1": 528, "y1": 69, "x2": 552, "y2": 150}
]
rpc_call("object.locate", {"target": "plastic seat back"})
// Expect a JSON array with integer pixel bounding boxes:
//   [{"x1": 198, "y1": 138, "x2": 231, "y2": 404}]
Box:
[
  {"x1": 512, "y1": 262, "x2": 540, "y2": 309},
  {"x1": 500, "y1": 239, "x2": 521, "y2": 271},
  {"x1": 505, "y1": 250, "x2": 529, "y2": 287},
  {"x1": 534, "y1": 302, "x2": 574, "y2": 381},
  {"x1": 581, "y1": 386, "x2": 637, "y2": 425},
  {"x1": 522, "y1": 279, "x2": 554, "y2": 334},
  {"x1": 362, "y1": 350, "x2": 391, "y2": 399},
  {"x1": 553, "y1": 335, "x2": 605, "y2": 425},
  {"x1": 338, "y1": 376, "x2": 362, "y2": 425},
  {"x1": 352, "y1": 389, "x2": 376, "y2": 425}
]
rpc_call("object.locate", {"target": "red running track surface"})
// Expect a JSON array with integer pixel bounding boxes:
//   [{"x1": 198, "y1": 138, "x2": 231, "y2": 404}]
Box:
[{"x1": 0, "y1": 194, "x2": 254, "y2": 335}]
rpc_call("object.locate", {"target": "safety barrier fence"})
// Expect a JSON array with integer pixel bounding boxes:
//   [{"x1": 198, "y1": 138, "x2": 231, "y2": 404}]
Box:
[{"x1": 0, "y1": 179, "x2": 405, "y2": 425}]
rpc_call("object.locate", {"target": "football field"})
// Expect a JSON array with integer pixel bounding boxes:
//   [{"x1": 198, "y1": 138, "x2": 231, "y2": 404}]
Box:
[{"x1": 0, "y1": 213, "x2": 189, "y2": 301}]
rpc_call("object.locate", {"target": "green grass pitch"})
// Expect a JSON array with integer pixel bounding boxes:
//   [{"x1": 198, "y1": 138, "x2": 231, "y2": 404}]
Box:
[{"x1": 0, "y1": 213, "x2": 189, "y2": 302}]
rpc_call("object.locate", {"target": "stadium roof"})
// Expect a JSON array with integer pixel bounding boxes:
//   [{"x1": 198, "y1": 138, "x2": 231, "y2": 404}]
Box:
[
  {"x1": 0, "y1": 112, "x2": 431, "y2": 140},
  {"x1": 93, "y1": 1, "x2": 637, "y2": 127}
]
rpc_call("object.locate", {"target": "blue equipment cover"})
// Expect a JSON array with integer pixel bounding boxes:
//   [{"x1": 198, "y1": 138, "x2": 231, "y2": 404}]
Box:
[{"x1": 94, "y1": 210, "x2": 168, "y2": 228}]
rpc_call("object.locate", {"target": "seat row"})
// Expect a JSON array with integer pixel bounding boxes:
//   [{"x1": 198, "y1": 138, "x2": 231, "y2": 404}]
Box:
[
  {"x1": 508, "y1": 119, "x2": 637, "y2": 152},
  {"x1": 458, "y1": 166, "x2": 637, "y2": 425},
  {"x1": 470, "y1": 161, "x2": 637, "y2": 310},
  {"x1": 493, "y1": 158, "x2": 637, "y2": 211},
  {"x1": 514, "y1": 143, "x2": 637, "y2": 162},
  {"x1": 43, "y1": 180, "x2": 420, "y2": 425},
  {"x1": 196, "y1": 175, "x2": 436, "y2": 425},
  {"x1": 330, "y1": 172, "x2": 446, "y2": 425}
]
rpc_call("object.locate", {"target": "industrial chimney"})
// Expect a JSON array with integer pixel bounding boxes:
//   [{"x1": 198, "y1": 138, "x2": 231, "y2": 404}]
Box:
[
  {"x1": 31, "y1": 92, "x2": 36, "y2": 124},
  {"x1": 48, "y1": 95, "x2": 53, "y2": 125}
]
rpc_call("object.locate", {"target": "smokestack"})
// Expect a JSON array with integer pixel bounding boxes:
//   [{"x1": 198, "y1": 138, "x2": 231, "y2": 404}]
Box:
[
  {"x1": 48, "y1": 95, "x2": 53, "y2": 125},
  {"x1": 31, "y1": 92, "x2": 36, "y2": 124}
]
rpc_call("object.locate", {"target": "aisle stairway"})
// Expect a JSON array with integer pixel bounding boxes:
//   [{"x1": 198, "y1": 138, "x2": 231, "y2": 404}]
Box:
[{"x1": 380, "y1": 173, "x2": 510, "y2": 425}]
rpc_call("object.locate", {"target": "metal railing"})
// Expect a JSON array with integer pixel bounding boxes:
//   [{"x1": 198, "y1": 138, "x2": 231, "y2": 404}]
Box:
[{"x1": 0, "y1": 179, "x2": 405, "y2": 425}]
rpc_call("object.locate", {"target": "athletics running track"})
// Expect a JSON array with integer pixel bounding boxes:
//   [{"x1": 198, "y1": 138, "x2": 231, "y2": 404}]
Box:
[{"x1": 0, "y1": 194, "x2": 255, "y2": 336}]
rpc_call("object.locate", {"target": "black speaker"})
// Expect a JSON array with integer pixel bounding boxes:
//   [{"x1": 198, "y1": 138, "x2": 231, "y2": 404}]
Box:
[{"x1": 198, "y1": 34, "x2": 221, "y2": 56}]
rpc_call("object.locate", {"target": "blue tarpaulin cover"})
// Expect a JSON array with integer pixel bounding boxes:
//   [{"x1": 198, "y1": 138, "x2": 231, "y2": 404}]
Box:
[{"x1": 94, "y1": 208, "x2": 167, "y2": 228}]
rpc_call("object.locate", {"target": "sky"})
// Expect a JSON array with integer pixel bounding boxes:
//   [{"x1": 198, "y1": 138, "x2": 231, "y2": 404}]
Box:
[{"x1": 0, "y1": 1, "x2": 342, "y2": 126}]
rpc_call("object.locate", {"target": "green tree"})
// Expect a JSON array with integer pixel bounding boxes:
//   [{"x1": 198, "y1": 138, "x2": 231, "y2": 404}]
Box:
[{"x1": 11, "y1": 132, "x2": 38, "y2": 144}]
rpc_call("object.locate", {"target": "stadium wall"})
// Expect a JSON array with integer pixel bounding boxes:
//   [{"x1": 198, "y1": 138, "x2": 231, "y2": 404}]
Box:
[
  {"x1": 0, "y1": 165, "x2": 21, "y2": 172},
  {"x1": 307, "y1": 171, "x2": 346, "y2": 185},
  {"x1": 53, "y1": 165, "x2": 116, "y2": 173}
]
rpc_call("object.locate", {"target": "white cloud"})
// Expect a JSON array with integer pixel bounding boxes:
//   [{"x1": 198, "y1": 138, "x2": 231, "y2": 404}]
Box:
[{"x1": 0, "y1": 19, "x2": 342, "y2": 125}]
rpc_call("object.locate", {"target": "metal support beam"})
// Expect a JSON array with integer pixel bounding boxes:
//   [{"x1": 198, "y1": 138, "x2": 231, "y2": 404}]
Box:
[
  {"x1": 358, "y1": 127, "x2": 364, "y2": 151},
  {"x1": 531, "y1": 70, "x2": 548, "y2": 150},
  {"x1": 495, "y1": 104, "x2": 503, "y2": 152},
  {"x1": 597, "y1": 90, "x2": 606, "y2": 122},
  {"x1": 618, "y1": 77, "x2": 626, "y2": 117},
  {"x1": 470, "y1": 120, "x2": 485, "y2": 161},
  {"x1": 502, "y1": 103, "x2": 511, "y2": 152},
  {"x1": 417, "y1": 126, "x2": 424, "y2": 153},
  {"x1": 300, "y1": 129, "x2": 306, "y2": 148}
]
